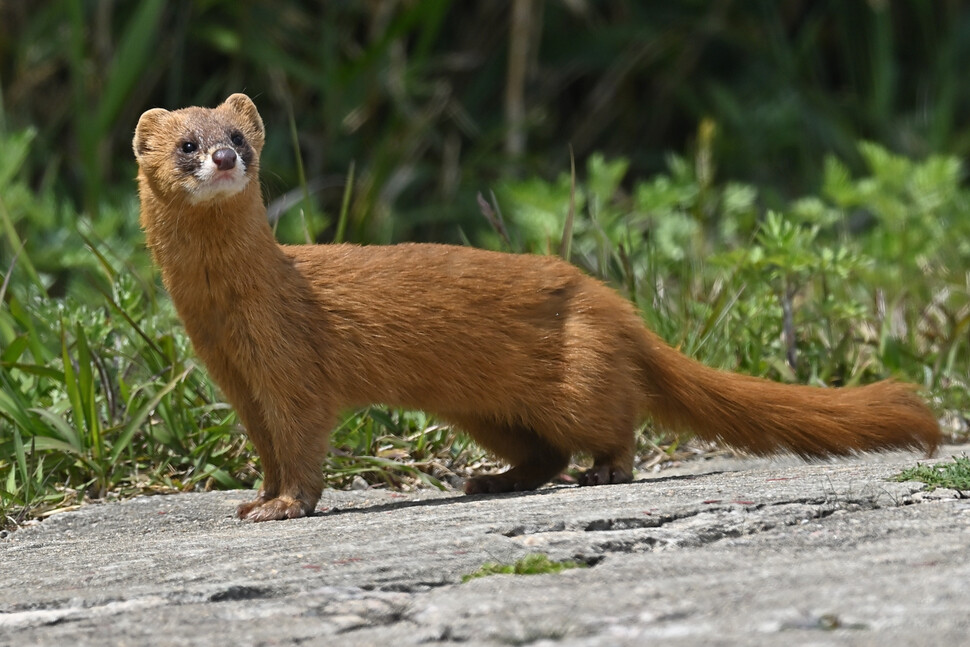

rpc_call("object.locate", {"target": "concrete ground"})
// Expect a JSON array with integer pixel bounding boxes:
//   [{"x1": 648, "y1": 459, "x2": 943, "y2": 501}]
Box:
[{"x1": 2, "y1": 446, "x2": 968, "y2": 646}]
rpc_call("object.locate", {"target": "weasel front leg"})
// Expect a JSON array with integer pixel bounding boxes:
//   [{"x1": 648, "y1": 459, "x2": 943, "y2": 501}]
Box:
[
  {"x1": 199, "y1": 355, "x2": 286, "y2": 517},
  {"x1": 230, "y1": 394, "x2": 282, "y2": 519},
  {"x1": 238, "y1": 402, "x2": 332, "y2": 522}
]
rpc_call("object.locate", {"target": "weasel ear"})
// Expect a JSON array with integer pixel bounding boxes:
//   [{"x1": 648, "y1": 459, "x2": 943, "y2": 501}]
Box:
[
  {"x1": 221, "y1": 93, "x2": 265, "y2": 151},
  {"x1": 133, "y1": 108, "x2": 170, "y2": 159}
]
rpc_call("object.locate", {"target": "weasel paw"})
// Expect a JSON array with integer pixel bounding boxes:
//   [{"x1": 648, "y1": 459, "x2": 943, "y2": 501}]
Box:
[
  {"x1": 464, "y1": 473, "x2": 536, "y2": 494},
  {"x1": 578, "y1": 465, "x2": 633, "y2": 486},
  {"x1": 237, "y1": 495, "x2": 311, "y2": 522}
]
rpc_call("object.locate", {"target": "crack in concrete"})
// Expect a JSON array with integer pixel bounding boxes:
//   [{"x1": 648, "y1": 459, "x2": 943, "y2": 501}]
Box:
[
  {"x1": 495, "y1": 491, "x2": 929, "y2": 558},
  {"x1": 0, "y1": 584, "x2": 419, "y2": 635},
  {"x1": 0, "y1": 596, "x2": 169, "y2": 631},
  {"x1": 365, "y1": 581, "x2": 451, "y2": 593},
  {"x1": 206, "y1": 584, "x2": 277, "y2": 603}
]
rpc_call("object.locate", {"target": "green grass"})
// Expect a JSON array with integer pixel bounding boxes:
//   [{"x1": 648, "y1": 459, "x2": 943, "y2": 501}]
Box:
[
  {"x1": 0, "y1": 260, "x2": 251, "y2": 525},
  {"x1": 462, "y1": 554, "x2": 587, "y2": 583},
  {"x1": 893, "y1": 456, "x2": 970, "y2": 492}
]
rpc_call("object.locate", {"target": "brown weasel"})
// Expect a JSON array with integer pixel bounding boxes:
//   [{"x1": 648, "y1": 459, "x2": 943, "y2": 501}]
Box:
[{"x1": 133, "y1": 93, "x2": 940, "y2": 522}]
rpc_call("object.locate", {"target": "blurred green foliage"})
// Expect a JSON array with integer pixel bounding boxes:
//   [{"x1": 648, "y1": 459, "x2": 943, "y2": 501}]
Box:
[
  {"x1": 4, "y1": 1, "x2": 970, "y2": 241},
  {"x1": 497, "y1": 140, "x2": 968, "y2": 397}
]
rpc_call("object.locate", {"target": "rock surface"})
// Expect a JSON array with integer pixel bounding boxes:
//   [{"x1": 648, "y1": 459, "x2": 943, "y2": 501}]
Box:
[{"x1": 2, "y1": 447, "x2": 969, "y2": 646}]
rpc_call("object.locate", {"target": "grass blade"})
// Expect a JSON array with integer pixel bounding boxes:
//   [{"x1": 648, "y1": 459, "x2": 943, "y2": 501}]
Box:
[
  {"x1": 334, "y1": 160, "x2": 356, "y2": 244},
  {"x1": 560, "y1": 144, "x2": 576, "y2": 261},
  {"x1": 0, "y1": 194, "x2": 44, "y2": 294},
  {"x1": 110, "y1": 363, "x2": 193, "y2": 465}
]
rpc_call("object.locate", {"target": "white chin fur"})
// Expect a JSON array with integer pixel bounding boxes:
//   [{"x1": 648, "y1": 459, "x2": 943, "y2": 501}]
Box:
[{"x1": 186, "y1": 154, "x2": 249, "y2": 204}]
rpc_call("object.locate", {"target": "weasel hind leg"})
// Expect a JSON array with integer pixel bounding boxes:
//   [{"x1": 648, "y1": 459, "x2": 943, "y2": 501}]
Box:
[
  {"x1": 576, "y1": 421, "x2": 637, "y2": 486},
  {"x1": 454, "y1": 416, "x2": 570, "y2": 494},
  {"x1": 465, "y1": 449, "x2": 570, "y2": 494},
  {"x1": 578, "y1": 454, "x2": 635, "y2": 486}
]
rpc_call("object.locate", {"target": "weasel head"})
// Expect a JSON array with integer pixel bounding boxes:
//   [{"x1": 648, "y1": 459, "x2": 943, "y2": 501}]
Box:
[{"x1": 133, "y1": 93, "x2": 265, "y2": 205}]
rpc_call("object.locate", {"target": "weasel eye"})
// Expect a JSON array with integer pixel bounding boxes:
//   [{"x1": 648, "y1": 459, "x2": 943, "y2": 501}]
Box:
[
  {"x1": 230, "y1": 132, "x2": 245, "y2": 147},
  {"x1": 180, "y1": 141, "x2": 198, "y2": 154}
]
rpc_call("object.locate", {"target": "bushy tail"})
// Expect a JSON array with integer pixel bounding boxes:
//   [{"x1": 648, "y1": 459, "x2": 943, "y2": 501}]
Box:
[{"x1": 637, "y1": 333, "x2": 941, "y2": 457}]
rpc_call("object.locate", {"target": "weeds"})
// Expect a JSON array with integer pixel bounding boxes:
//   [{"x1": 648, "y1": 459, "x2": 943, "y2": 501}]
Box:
[
  {"x1": 497, "y1": 144, "x2": 970, "y2": 407},
  {"x1": 894, "y1": 456, "x2": 970, "y2": 492},
  {"x1": 0, "y1": 264, "x2": 248, "y2": 526},
  {"x1": 462, "y1": 554, "x2": 587, "y2": 583}
]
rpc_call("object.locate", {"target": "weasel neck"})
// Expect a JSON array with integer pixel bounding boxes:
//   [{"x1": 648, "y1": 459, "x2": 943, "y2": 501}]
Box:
[{"x1": 142, "y1": 183, "x2": 292, "y2": 308}]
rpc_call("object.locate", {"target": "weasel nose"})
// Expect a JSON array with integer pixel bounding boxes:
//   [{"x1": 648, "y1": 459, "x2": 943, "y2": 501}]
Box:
[{"x1": 212, "y1": 148, "x2": 237, "y2": 171}]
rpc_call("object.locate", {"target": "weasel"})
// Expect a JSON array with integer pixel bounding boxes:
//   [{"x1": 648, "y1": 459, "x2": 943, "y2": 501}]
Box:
[{"x1": 133, "y1": 94, "x2": 941, "y2": 522}]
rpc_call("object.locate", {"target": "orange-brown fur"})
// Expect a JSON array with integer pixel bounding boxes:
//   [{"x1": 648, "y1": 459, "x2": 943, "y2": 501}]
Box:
[{"x1": 133, "y1": 94, "x2": 941, "y2": 522}]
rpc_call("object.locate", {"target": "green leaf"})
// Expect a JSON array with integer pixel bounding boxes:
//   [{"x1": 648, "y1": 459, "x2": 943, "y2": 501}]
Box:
[
  {"x1": 821, "y1": 155, "x2": 855, "y2": 207},
  {"x1": 93, "y1": 0, "x2": 166, "y2": 136},
  {"x1": 0, "y1": 128, "x2": 37, "y2": 189},
  {"x1": 60, "y1": 320, "x2": 85, "y2": 447},
  {"x1": 858, "y1": 141, "x2": 910, "y2": 185},
  {"x1": 28, "y1": 407, "x2": 82, "y2": 452},
  {"x1": 110, "y1": 364, "x2": 193, "y2": 465}
]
